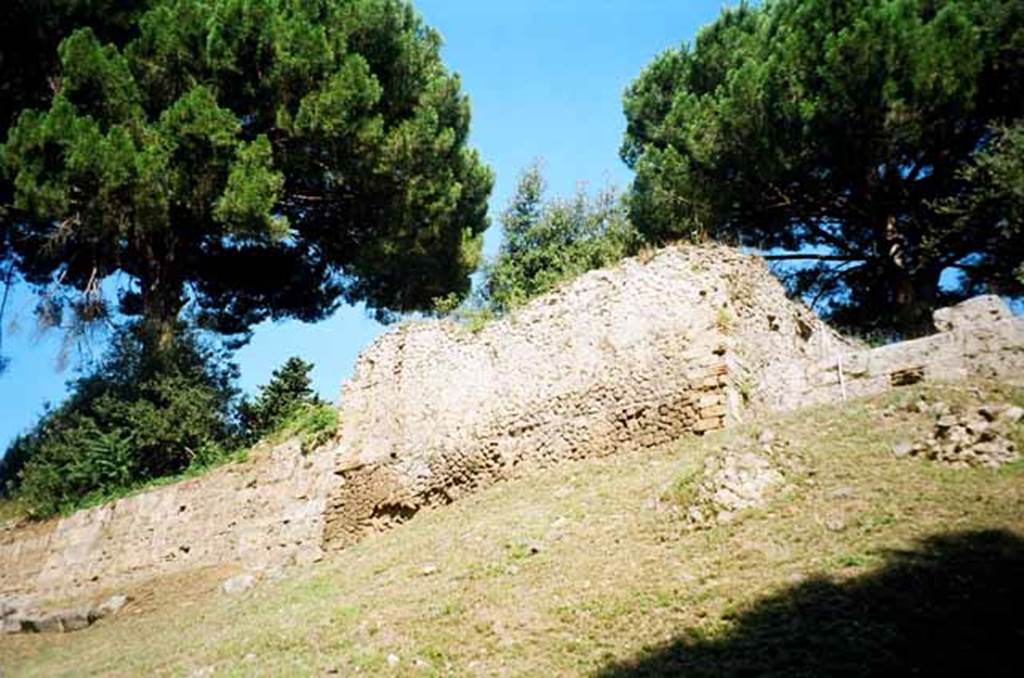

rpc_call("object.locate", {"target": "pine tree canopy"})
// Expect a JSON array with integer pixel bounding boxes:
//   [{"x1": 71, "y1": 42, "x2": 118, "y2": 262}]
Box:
[
  {"x1": 622, "y1": 0, "x2": 1024, "y2": 335},
  {"x1": 1, "y1": 0, "x2": 493, "y2": 347}
]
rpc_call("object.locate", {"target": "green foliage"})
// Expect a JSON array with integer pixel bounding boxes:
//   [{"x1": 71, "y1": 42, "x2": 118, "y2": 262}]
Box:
[
  {"x1": 715, "y1": 307, "x2": 734, "y2": 334},
  {"x1": 5, "y1": 324, "x2": 240, "y2": 516},
  {"x1": 668, "y1": 462, "x2": 703, "y2": 508},
  {"x1": 240, "y1": 356, "x2": 324, "y2": 442},
  {"x1": 277, "y1": 403, "x2": 340, "y2": 455},
  {"x1": 460, "y1": 307, "x2": 497, "y2": 333},
  {"x1": 431, "y1": 292, "x2": 496, "y2": 332},
  {"x1": 930, "y1": 122, "x2": 1024, "y2": 296},
  {"x1": 1, "y1": 0, "x2": 493, "y2": 349},
  {"x1": 484, "y1": 163, "x2": 643, "y2": 313},
  {"x1": 623, "y1": 0, "x2": 1024, "y2": 335},
  {"x1": 0, "y1": 1, "x2": 153, "y2": 137},
  {"x1": 0, "y1": 1, "x2": 155, "y2": 361}
]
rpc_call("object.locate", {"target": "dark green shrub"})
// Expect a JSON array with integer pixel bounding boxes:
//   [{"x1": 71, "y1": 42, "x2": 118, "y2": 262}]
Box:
[
  {"x1": 279, "y1": 402, "x2": 340, "y2": 455},
  {"x1": 239, "y1": 357, "x2": 325, "y2": 443},
  {"x1": 7, "y1": 324, "x2": 240, "y2": 516}
]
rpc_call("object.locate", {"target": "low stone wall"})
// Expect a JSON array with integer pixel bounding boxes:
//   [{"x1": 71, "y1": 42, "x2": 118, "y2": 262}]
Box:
[
  {"x1": 799, "y1": 296, "x2": 1024, "y2": 406},
  {"x1": 0, "y1": 440, "x2": 334, "y2": 603}
]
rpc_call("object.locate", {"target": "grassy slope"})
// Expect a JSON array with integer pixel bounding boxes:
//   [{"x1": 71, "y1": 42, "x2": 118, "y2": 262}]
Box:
[{"x1": 2, "y1": 382, "x2": 1023, "y2": 677}]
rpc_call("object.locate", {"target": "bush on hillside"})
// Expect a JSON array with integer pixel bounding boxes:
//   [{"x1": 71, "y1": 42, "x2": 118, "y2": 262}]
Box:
[
  {"x1": 4, "y1": 324, "x2": 240, "y2": 516},
  {"x1": 239, "y1": 356, "x2": 326, "y2": 443}
]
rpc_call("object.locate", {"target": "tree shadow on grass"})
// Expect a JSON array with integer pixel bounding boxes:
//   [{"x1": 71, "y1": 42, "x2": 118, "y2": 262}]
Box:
[{"x1": 599, "y1": 530, "x2": 1024, "y2": 677}]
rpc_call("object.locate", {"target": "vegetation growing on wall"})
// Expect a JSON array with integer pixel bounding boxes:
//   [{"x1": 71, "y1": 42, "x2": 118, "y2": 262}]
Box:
[
  {"x1": 481, "y1": 163, "x2": 643, "y2": 314},
  {"x1": 240, "y1": 357, "x2": 322, "y2": 441},
  {"x1": 240, "y1": 356, "x2": 338, "y2": 453}
]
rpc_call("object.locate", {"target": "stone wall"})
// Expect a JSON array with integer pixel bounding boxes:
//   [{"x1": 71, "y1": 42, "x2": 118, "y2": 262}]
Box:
[
  {"x1": 2, "y1": 245, "x2": 1020, "y2": 606},
  {"x1": 0, "y1": 440, "x2": 334, "y2": 603},
  {"x1": 797, "y1": 296, "x2": 1024, "y2": 406},
  {"x1": 323, "y1": 245, "x2": 848, "y2": 547}
]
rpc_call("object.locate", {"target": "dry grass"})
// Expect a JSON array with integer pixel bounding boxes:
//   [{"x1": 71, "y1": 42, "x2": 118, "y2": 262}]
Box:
[
  {"x1": 2, "y1": 381, "x2": 1023, "y2": 676},
  {"x1": 0, "y1": 497, "x2": 26, "y2": 529}
]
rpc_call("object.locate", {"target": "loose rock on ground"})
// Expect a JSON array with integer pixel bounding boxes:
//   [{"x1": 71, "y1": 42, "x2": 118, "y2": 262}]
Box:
[
  {"x1": 683, "y1": 429, "x2": 802, "y2": 529},
  {"x1": 892, "y1": 401, "x2": 1022, "y2": 468},
  {"x1": 1, "y1": 593, "x2": 130, "y2": 634}
]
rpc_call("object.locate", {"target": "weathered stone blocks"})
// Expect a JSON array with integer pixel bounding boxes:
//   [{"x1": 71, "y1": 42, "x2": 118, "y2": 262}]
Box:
[
  {"x1": 322, "y1": 245, "x2": 848, "y2": 547},
  {"x1": 0, "y1": 439, "x2": 335, "y2": 603},
  {"x1": 1, "y1": 245, "x2": 1020, "y2": 605}
]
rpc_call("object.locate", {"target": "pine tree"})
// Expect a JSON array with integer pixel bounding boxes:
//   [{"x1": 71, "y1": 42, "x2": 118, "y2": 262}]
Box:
[
  {"x1": 622, "y1": 0, "x2": 1024, "y2": 334},
  {"x1": 1, "y1": 0, "x2": 493, "y2": 352}
]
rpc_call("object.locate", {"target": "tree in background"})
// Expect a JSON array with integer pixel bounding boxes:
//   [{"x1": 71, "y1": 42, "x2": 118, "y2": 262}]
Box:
[
  {"x1": 1, "y1": 0, "x2": 492, "y2": 354},
  {"x1": 0, "y1": 1, "x2": 154, "y2": 138},
  {"x1": 483, "y1": 163, "x2": 641, "y2": 313},
  {"x1": 239, "y1": 356, "x2": 324, "y2": 442},
  {"x1": 0, "y1": 0, "x2": 156, "y2": 370},
  {"x1": 622, "y1": 0, "x2": 1024, "y2": 335},
  {"x1": 0, "y1": 0, "x2": 490, "y2": 513}
]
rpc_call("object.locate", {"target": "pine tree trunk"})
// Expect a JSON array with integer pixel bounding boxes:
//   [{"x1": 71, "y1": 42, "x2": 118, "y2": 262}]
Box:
[
  {"x1": 140, "y1": 265, "x2": 183, "y2": 354},
  {"x1": 882, "y1": 216, "x2": 938, "y2": 337}
]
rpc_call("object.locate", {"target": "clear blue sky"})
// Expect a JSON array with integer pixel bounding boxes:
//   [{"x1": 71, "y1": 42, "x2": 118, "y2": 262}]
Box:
[{"x1": 0, "y1": 1, "x2": 729, "y2": 451}]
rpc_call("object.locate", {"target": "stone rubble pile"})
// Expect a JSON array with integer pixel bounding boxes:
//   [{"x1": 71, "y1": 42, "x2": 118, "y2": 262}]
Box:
[
  {"x1": 1, "y1": 593, "x2": 128, "y2": 634},
  {"x1": 893, "y1": 400, "x2": 1023, "y2": 468},
  {"x1": 684, "y1": 429, "x2": 801, "y2": 529}
]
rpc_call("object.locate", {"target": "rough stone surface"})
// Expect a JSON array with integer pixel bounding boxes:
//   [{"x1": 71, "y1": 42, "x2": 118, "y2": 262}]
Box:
[
  {"x1": 932, "y1": 294, "x2": 1013, "y2": 333},
  {"x1": 800, "y1": 296, "x2": 1024, "y2": 408},
  {"x1": 1, "y1": 590, "x2": 135, "y2": 637},
  {"x1": 221, "y1": 574, "x2": 257, "y2": 596},
  {"x1": 1, "y1": 595, "x2": 33, "y2": 634},
  {"x1": 893, "y1": 401, "x2": 1022, "y2": 468},
  {"x1": 323, "y1": 245, "x2": 848, "y2": 548},
  {"x1": 0, "y1": 594, "x2": 30, "y2": 619},
  {"x1": 684, "y1": 431, "x2": 800, "y2": 529},
  {"x1": 0, "y1": 594, "x2": 130, "y2": 635},
  {"x1": 0, "y1": 244, "x2": 1021, "y2": 606},
  {"x1": 94, "y1": 594, "x2": 129, "y2": 618}
]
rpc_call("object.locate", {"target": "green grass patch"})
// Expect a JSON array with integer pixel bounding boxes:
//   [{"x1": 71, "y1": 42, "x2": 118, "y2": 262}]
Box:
[{"x1": 266, "y1": 403, "x2": 340, "y2": 454}]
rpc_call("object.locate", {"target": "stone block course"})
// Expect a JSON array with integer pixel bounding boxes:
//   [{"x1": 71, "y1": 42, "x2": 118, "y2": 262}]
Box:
[{"x1": 0, "y1": 439, "x2": 334, "y2": 603}]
